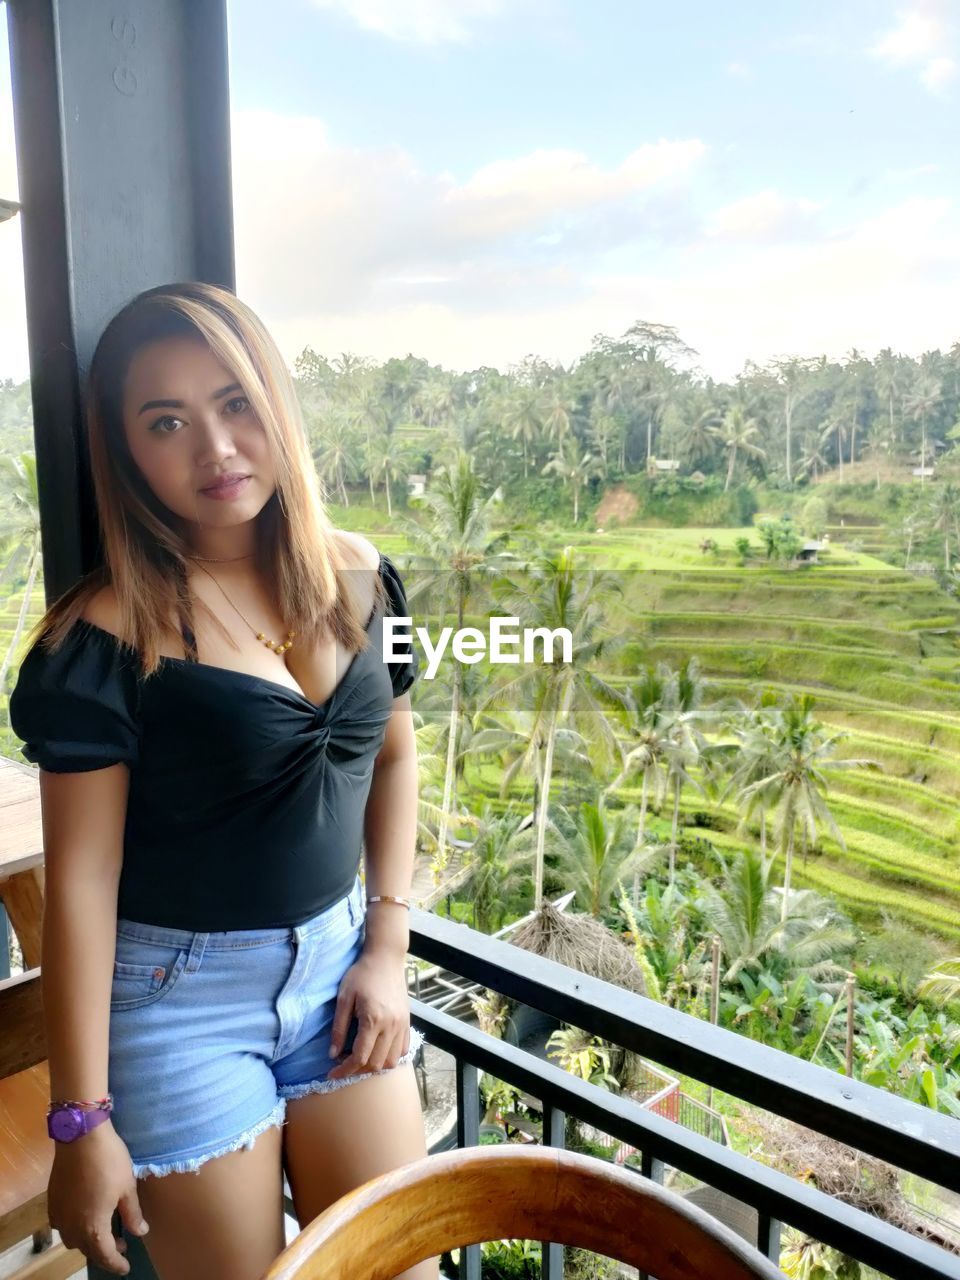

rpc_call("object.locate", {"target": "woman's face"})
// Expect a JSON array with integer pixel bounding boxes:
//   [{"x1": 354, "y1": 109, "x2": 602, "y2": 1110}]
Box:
[{"x1": 120, "y1": 334, "x2": 278, "y2": 534}]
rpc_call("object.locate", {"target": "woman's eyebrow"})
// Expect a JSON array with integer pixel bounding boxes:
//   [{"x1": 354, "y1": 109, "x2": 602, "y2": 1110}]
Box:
[{"x1": 138, "y1": 382, "x2": 242, "y2": 415}]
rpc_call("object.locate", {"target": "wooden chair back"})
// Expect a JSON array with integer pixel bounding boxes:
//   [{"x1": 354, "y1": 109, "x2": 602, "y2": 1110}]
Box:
[{"x1": 262, "y1": 1144, "x2": 786, "y2": 1280}]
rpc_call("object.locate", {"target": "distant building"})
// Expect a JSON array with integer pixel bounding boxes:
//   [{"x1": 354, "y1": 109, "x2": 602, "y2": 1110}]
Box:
[
  {"x1": 912, "y1": 466, "x2": 936, "y2": 479},
  {"x1": 796, "y1": 539, "x2": 826, "y2": 563},
  {"x1": 407, "y1": 473, "x2": 426, "y2": 498},
  {"x1": 648, "y1": 458, "x2": 681, "y2": 476}
]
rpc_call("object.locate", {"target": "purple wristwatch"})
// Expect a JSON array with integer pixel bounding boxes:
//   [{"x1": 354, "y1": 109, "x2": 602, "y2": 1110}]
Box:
[{"x1": 47, "y1": 1104, "x2": 112, "y2": 1143}]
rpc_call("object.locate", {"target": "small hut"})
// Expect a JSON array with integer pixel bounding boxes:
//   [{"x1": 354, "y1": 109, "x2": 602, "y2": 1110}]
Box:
[{"x1": 497, "y1": 901, "x2": 649, "y2": 1092}]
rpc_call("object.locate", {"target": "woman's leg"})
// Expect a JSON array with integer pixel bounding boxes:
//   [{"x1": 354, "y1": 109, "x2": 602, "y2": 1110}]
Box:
[
  {"x1": 282, "y1": 1062, "x2": 439, "y2": 1280},
  {"x1": 134, "y1": 1122, "x2": 286, "y2": 1280}
]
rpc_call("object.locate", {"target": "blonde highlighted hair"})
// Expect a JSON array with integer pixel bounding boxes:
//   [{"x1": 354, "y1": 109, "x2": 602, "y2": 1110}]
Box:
[{"x1": 24, "y1": 281, "x2": 384, "y2": 678}]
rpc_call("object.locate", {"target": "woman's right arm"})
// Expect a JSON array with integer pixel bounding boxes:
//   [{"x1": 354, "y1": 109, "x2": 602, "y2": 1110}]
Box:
[{"x1": 39, "y1": 761, "x2": 151, "y2": 1276}]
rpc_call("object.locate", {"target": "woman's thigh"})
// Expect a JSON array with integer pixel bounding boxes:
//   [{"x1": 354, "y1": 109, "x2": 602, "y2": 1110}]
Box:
[
  {"x1": 136, "y1": 1122, "x2": 286, "y2": 1280},
  {"x1": 282, "y1": 1065, "x2": 438, "y2": 1279}
]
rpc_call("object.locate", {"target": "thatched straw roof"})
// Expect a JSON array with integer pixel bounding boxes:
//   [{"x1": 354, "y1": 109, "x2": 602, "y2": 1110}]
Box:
[
  {"x1": 509, "y1": 902, "x2": 648, "y2": 998},
  {"x1": 500, "y1": 902, "x2": 650, "y2": 1092}
]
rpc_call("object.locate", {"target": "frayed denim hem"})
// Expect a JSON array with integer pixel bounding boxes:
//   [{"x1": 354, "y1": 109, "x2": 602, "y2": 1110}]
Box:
[
  {"x1": 129, "y1": 1096, "x2": 288, "y2": 1180},
  {"x1": 277, "y1": 1027, "x2": 427, "y2": 1102}
]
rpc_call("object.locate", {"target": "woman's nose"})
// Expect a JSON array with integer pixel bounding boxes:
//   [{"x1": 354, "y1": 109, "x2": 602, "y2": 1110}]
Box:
[{"x1": 195, "y1": 417, "x2": 237, "y2": 462}]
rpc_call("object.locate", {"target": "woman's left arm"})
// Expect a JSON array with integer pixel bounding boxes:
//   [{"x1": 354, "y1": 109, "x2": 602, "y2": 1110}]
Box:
[{"x1": 325, "y1": 694, "x2": 419, "y2": 1077}]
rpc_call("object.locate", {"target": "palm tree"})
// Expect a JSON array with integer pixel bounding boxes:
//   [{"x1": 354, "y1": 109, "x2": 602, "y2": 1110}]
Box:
[
  {"x1": 367, "y1": 430, "x2": 407, "y2": 517},
  {"x1": 314, "y1": 415, "x2": 359, "y2": 505},
  {"x1": 737, "y1": 694, "x2": 879, "y2": 921},
  {"x1": 0, "y1": 452, "x2": 43, "y2": 698},
  {"x1": 660, "y1": 657, "x2": 718, "y2": 881},
  {"x1": 904, "y1": 375, "x2": 942, "y2": 488},
  {"x1": 501, "y1": 386, "x2": 544, "y2": 479},
  {"x1": 927, "y1": 481, "x2": 960, "y2": 572},
  {"x1": 541, "y1": 388, "x2": 575, "y2": 450},
  {"x1": 874, "y1": 348, "x2": 902, "y2": 451},
  {"x1": 541, "y1": 439, "x2": 603, "y2": 524},
  {"x1": 917, "y1": 957, "x2": 960, "y2": 1007},
  {"x1": 820, "y1": 410, "x2": 845, "y2": 481},
  {"x1": 678, "y1": 407, "x2": 721, "y2": 470},
  {"x1": 604, "y1": 666, "x2": 674, "y2": 905},
  {"x1": 463, "y1": 803, "x2": 533, "y2": 932},
  {"x1": 401, "y1": 452, "x2": 511, "y2": 873},
  {"x1": 707, "y1": 405, "x2": 766, "y2": 491},
  {"x1": 699, "y1": 847, "x2": 856, "y2": 985},
  {"x1": 547, "y1": 798, "x2": 653, "y2": 919},
  {"x1": 720, "y1": 697, "x2": 784, "y2": 858},
  {"x1": 479, "y1": 546, "x2": 626, "y2": 909},
  {"x1": 796, "y1": 433, "x2": 829, "y2": 484}
]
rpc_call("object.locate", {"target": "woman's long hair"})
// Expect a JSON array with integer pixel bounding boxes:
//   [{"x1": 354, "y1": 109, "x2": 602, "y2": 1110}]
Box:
[{"x1": 23, "y1": 281, "x2": 384, "y2": 679}]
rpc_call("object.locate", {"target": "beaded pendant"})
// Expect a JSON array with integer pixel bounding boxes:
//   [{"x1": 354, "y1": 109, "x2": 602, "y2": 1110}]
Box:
[{"x1": 256, "y1": 630, "x2": 296, "y2": 653}]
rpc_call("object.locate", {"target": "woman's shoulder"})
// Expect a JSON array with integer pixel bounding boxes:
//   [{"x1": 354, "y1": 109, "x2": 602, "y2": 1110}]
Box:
[
  {"x1": 331, "y1": 529, "x2": 382, "y2": 573},
  {"x1": 80, "y1": 581, "x2": 124, "y2": 640}
]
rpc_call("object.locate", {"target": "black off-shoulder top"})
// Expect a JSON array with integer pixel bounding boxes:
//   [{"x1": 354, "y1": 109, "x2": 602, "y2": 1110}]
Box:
[{"x1": 8, "y1": 552, "x2": 419, "y2": 930}]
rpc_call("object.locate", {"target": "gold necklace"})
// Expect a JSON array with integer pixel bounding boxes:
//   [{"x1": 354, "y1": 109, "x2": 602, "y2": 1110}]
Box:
[{"x1": 187, "y1": 558, "x2": 296, "y2": 655}]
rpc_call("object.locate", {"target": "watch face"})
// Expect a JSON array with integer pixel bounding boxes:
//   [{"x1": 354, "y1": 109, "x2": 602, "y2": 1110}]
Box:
[{"x1": 49, "y1": 1108, "x2": 82, "y2": 1141}]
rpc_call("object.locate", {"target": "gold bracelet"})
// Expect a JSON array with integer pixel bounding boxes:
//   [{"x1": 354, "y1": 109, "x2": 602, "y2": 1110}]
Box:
[{"x1": 366, "y1": 894, "x2": 411, "y2": 909}]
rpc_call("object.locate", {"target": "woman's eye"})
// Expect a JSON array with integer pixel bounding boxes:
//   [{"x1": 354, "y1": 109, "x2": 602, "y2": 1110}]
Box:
[
  {"x1": 226, "y1": 395, "x2": 250, "y2": 414},
  {"x1": 149, "y1": 415, "x2": 183, "y2": 434}
]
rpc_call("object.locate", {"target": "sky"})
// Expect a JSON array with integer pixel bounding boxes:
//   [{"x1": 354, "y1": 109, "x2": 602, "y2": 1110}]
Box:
[{"x1": 1, "y1": 0, "x2": 958, "y2": 383}]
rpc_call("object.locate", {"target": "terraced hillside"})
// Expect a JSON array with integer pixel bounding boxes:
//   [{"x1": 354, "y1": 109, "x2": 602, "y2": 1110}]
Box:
[{"x1": 613, "y1": 565, "x2": 960, "y2": 941}]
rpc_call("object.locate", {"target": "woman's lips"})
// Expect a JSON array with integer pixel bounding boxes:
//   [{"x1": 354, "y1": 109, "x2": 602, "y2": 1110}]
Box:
[{"x1": 199, "y1": 475, "x2": 251, "y2": 500}]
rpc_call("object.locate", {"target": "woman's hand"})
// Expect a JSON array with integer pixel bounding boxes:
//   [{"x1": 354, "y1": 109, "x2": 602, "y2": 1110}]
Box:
[
  {"x1": 326, "y1": 949, "x2": 411, "y2": 1080},
  {"x1": 48, "y1": 1121, "x2": 150, "y2": 1276}
]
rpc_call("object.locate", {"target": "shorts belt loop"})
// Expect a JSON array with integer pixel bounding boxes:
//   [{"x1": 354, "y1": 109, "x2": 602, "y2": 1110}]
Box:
[
  {"x1": 349, "y1": 875, "x2": 364, "y2": 928},
  {"x1": 185, "y1": 931, "x2": 208, "y2": 974}
]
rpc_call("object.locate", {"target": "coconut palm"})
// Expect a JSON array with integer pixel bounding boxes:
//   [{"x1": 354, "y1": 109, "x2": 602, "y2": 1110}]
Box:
[
  {"x1": 707, "y1": 405, "x2": 767, "y2": 491},
  {"x1": 366, "y1": 429, "x2": 407, "y2": 517},
  {"x1": 464, "y1": 803, "x2": 534, "y2": 932},
  {"x1": 904, "y1": 375, "x2": 942, "y2": 488},
  {"x1": 314, "y1": 414, "x2": 360, "y2": 506},
  {"x1": 541, "y1": 439, "x2": 603, "y2": 524},
  {"x1": 699, "y1": 847, "x2": 856, "y2": 986},
  {"x1": 661, "y1": 657, "x2": 720, "y2": 882},
  {"x1": 399, "y1": 452, "x2": 513, "y2": 873},
  {"x1": 720, "y1": 695, "x2": 786, "y2": 857},
  {"x1": 737, "y1": 695, "x2": 879, "y2": 921},
  {"x1": 917, "y1": 958, "x2": 960, "y2": 1007},
  {"x1": 479, "y1": 545, "x2": 626, "y2": 909},
  {"x1": 546, "y1": 798, "x2": 657, "y2": 920},
  {"x1": 501, "y1": 385, "x2": 544, "y2": 479},
  {"x1": 927, "y1": 481, "x2": 960, "y2": 572},
  {"x1": 604, "y1": 665, "x2": 674, "y2": 905}
]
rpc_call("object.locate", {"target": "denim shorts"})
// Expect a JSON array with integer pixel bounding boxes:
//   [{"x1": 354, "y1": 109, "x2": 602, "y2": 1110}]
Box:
[{"x1": 107, "y1": 872, "x2": 426, "y2": 1180}]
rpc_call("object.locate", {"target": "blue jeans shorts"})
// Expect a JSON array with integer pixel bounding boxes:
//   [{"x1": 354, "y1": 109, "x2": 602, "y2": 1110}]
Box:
[{"x1": 107, "y1": 872, "x2": 426, "y2": 1180}]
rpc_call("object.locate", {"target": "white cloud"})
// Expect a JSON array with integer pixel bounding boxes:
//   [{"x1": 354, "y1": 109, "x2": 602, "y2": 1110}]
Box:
[
  {"x1": 308, "y1": 0, "x2": 511, "y2": 44},
  {"x1": 868, "y1": 3, "x2": 957, "y2": 96},
  {"x1": 705, "y1": 189, "x2": 825, "y2": 242},
  {"x1": 725, "y1": 61, "x2": 750, "y2": 78},
  {"x1": 2, "y1": 101, "x2": 958, "y2": 390},
  {"x1": 920, "y1": 55, "x2": 957, "y2": 92},
  {"x1": 868, "y1": 8, "x2": 942, "y2": 62},
  {"x1": 445, "y1": 140, "x2": 707, "y2": 238}
]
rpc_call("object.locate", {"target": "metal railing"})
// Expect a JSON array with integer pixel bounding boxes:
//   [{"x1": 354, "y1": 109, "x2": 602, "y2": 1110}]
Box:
[{"x1": 406, "y1": 906, "x2": 960, "y2": 1280}]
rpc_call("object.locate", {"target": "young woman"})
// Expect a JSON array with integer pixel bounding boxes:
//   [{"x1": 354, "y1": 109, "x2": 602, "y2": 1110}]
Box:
[{"x1": 9, "y1": 282, "x2": 436, "y2": 1280}]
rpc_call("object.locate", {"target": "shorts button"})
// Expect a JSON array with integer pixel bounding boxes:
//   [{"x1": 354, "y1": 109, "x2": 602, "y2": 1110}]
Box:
[{"x1": 153, "y1": 967, "x2": 164, "y2": 979}]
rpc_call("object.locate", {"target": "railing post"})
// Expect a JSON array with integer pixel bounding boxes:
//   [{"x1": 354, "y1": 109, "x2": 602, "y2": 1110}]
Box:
[
  {"x1": 455, "y1": 1060, "x2": 481, "y2": 1280},
  {"x1": 541, "y1": 1103, "x2": 565, "y2": 1280},
  {"x1": 757, "y1": 1213, "x2": 782, "y2": 1264},
  {"x1": 637, "y1": 1153, "x2": 666, "y2": 1280},
  {"x1": 0, "y1": 904, "x2": 10, "y2": 981}
]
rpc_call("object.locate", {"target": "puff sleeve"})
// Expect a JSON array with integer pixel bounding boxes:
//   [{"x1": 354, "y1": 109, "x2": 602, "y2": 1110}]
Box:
[
  {"x1": 8, "y1": 622, "x2": 142, "y2": 773},
  {"x1": 378, "y1": 553, "x2": 419, "y2": 698}
]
